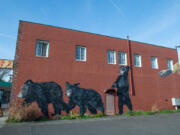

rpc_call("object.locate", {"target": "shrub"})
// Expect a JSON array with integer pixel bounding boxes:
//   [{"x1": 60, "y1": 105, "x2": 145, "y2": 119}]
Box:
[
  {"x1": 151, "y1": 104, "x2": 159, "y2": 113},
  {"x1": 7, "y1": 102, "x2": 40, "y2": 122}
]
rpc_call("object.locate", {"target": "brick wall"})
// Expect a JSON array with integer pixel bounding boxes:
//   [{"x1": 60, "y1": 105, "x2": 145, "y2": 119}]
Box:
[{"x1": 11, "y1": 21, "x2": 180, "y2": 113}]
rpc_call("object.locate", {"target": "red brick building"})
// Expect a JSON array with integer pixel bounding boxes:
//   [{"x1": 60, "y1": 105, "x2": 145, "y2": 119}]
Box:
[{"x1": 11, "y1": 21, "x2": 180, "y2": 115}]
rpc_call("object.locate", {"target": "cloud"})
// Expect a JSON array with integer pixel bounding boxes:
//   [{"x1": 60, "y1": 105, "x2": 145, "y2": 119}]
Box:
[
  {"x1": 0, "y1": 33, "x2": 16, "y2": 39},
  {"x1": 108, "y1": 0, "x2": 125, "y2": 17}
]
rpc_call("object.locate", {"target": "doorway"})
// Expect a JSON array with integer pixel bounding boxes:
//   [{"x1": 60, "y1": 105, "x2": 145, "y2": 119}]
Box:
[{"x1": 105, "y1": 89, "x2": 116, "y2": 115}]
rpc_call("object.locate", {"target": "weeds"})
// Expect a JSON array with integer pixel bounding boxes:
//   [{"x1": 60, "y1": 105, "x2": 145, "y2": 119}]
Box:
[
  {"x1": 6, "y1": 105, "x2": 105, "y2": 123},
  {"x1": 55, "y1": 112, "x2": 104, "y2": 120},
  {"x1": 124, "y1": 109, "x2": 180, "y2": 116},
  {"x1": 6, "y1": 102, "x2": 180, "y2": 123},
  {"x1": 6, "y1": 101, "x2": 40, "y2": 123},
  {"x1": 151, "y1": 104, "x2": 159, "y2": 113}
]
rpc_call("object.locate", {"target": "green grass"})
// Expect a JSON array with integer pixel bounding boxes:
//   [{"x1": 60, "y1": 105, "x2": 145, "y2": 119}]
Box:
[
  {"x1": 124, "y1": 109, "x2": 180, "y2": 116},
  {"x1": 58, "y1": 113, "x2": 105, "y2": 120},
  {"x1": 124, "y1": 110, "x2": 143, "y2": 116},
  {"x1": 6, "y1": 109, "x2": 180, "y2": 123},
  {"x1": 6, "y1": 117, "x2": 22, "y2": 123},
  {"x1": 159, "y1": 109, "x2": 180, "y2": 114},
  {"x1": 143, "y1": 111, "x2": 155, "y2": 115},
  {"x1": 6, "y1": 116, "x2": 51, "y2": 123}
]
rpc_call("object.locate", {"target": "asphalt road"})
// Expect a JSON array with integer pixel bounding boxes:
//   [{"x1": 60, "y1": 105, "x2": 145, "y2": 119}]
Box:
[{"x1": 0, "y1": 113, "x2": 180, "y2": 135}]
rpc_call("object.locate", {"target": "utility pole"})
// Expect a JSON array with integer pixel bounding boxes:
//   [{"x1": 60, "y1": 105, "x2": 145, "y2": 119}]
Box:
[{"x1": 176, "y1": 45, "x2": 180, "y2": 63}]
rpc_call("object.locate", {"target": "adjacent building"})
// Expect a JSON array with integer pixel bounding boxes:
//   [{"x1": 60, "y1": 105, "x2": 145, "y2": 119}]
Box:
[
  {"x1": 11, "y1": 21, "x2": 180, "y2": 115},
  {"x1": 0, "y1": 59, "x2": 13, "y2": 109}
]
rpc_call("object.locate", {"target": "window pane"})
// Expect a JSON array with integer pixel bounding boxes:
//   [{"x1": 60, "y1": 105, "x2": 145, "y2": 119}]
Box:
[
  {"x1": 119, "y1": 52, "x2": 127, "y2": 65},
  {"x1": 107, "y1": 50, "x2": 116, "y2": 64},
  {"x1": 80, "y1": 47, "x2": 85, "y2": 60},
  {"x1": 113, "y1": 52, "x2": 116, "y2": 63},
  {"x1": 151, "y1": 57, "x2": 158, "y2": 69},
  {"x1": 134, "y1": 54, "x2": 141, "y2": 67},
  {"x1": 167, "y1": 59, "x2": 173, "y2": 70},
  {"x1": 134, "y1": 55, "x2": 137, "y2": 66},
  {"x1": 76, "y1": 47, "x2": 80, "y2": 60},
  {"x1": 35, "y1": 40, "x2": 49, "y2": 57},
  {"x1": 36, "y1": 42, "x2": 42, "y2": 56},
  {"x1": 151, "y1": 57, "x2": 154, "y2": 68},
  {"x1": 107, "y1": 51, "x2": 111, "y2": 63},
  {"x1": 76, "y1": 46, "x2": 86, "y2": 61},
  {"x1": 42, "y1": 43, "x2": 47, "y2": 56},
  {"x1": 110, "y1": 51, "x2": 113, "y2": 63}
]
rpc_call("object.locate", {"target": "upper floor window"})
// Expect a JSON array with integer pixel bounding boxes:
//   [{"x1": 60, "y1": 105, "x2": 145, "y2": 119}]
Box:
[
  {"x1": 35, "y1": 40, "x2": 49, "y2": 57},
  {"x1": 107, "y1": 50, "x2": 116, "y2": 64},
  {"x1": 76, "y1": 46, "x2": 86, "y2": 61},
  {"x1": 151, "y1": 56, "x2": 158, "y2": 69},
  {"x1": 134, "y1": 54, "x2": 142, "y2": 67},
  {"x1": 118, "y1": 52, "x2": 127, "y2": 65},
  {"x1": 167, "y1": 59, "x2": 173, "y2": 70}
]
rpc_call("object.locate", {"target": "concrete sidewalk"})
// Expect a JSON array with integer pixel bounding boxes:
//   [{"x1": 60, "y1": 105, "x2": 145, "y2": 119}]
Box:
[{"x1": 0, "y1": 116, "x2": 7, "y2": 128}]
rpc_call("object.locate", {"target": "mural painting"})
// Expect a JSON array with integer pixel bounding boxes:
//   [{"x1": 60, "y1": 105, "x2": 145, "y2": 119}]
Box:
[
  {"x1": 159, "y1": 62, "x2": 180, "y2": 77},
  {"x1": 65, "y1": 82, "x2": 104, "y2": 116},
  {"x1": 17, "y1": 80, "x2": 69, "y2": 117},
  {"x1": 17, "y1": 66, "x2": 132, "y2": 117},
  {"x1": 112, "y1": 66, "x2": 132, "y2": 114}
]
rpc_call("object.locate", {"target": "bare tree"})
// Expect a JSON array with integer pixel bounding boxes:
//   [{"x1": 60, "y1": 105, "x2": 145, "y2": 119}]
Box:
[{"x1": 0, "y1": 68, "x2": 9, "y2": 82}]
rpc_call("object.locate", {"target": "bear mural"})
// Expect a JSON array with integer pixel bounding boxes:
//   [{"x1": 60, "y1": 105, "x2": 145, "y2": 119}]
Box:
[
  {"x1": 17, "y1": 80, "x2": 69, "y2": 117},
  {"x1": 112, "y1": 66, "x2": 132, "y2": 114},
  {"x1": 65, "y1": 82, "x2": 104, "y2": 116}
]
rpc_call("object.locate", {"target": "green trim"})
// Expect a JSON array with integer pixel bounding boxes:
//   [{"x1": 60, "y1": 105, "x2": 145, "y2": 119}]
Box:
[{"x1": 0, "y1": 82, "x2": 12, "y2": 87}]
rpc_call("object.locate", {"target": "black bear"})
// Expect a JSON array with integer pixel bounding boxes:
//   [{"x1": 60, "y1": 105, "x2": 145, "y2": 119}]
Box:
[
  {"x1": 112, "y1": 66, "x2": 132, "y2": 114},
  {"x1": 17, "y1": 80, "x2": 69, "y2": 117},
  {"x1": 65, "y1": 82, "x2": 104, "y2": 116}
]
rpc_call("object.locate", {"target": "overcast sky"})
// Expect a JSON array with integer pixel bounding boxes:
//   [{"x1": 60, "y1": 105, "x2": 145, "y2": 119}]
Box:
[{"x1": 0, "y1": 0, "x2": 180, "y2": 60}]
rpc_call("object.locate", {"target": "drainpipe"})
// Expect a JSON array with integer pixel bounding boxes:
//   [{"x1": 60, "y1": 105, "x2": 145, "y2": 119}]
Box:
[{"x1": 126, "y1": 36, "x2": 135, "y2": 96}]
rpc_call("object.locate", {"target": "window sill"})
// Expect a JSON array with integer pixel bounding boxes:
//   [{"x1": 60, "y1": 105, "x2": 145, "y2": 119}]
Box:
[
  {"x1": 134, "y1": 66, "x2": 142, "y2": 68},
  {"x1": 76, "y1": 59, "x2": 87, "y2": 62},
  {"x1": 152, "y1": 68, "x2": 159, "y2": 69},
  {"x1": 119, "y1": 64, "x2": 127, "y2": 66},
  {"x1": 108, "y1": 63, "x2": 117, "y2": 65},
  {"x1": 35, "y1": 56, "x2": 49, "y2": 58}
]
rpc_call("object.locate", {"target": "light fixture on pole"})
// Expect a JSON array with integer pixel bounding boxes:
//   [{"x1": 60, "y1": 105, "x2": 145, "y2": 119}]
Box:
[{"x1": 176, "y1": 46, "x2": 180, "y2": 49}]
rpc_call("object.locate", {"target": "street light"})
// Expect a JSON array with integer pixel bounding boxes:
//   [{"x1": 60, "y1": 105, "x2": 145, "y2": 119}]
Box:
[{"x1": 176, "y1": 46, "x2": 180, "y2": 49}]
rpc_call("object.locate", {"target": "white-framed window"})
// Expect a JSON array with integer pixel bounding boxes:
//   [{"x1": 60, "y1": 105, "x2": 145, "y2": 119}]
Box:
[
  {"x1": 134, "y1": 54, "x2": 142, "y2": 67},
  {"x1": 151, "y1": 56, "x2": 158, "y2": 69},
  {"x1": 35, "y1": 40, "x2": 49, "y2": 57},
  {"x1": 75, "y1": 46, "x2": 86, "y2": 61},
  {"x1": 167, "y1": 59, "x2": 173, "y2": 70},
  {"x1": 118, "y1": 52, "x2": 127, "y2": 65},
  {"x1": 107, "y1": 50, "x2": 116, "y2": 64}
]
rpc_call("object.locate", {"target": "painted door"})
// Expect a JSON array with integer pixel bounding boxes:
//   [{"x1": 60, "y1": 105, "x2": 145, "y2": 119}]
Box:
[{"x1": 106, "y1": 93, "x2": 115, "y2": 115}]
